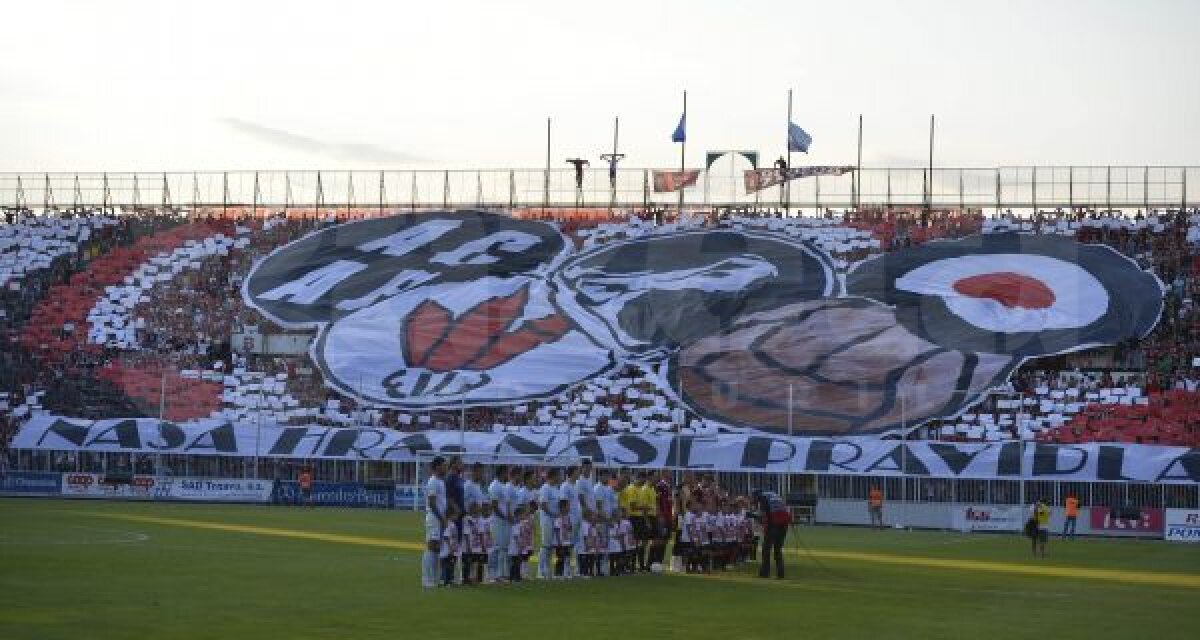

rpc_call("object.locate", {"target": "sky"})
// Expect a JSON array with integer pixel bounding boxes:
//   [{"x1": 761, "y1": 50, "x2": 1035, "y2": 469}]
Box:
[{"x1": 1, "y1": 0, "x2": 1197, "y2": 172}]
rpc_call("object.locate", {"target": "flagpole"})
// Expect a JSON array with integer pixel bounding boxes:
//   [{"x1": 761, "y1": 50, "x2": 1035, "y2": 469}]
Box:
[
  {"x1": 785, "y1": 89, "x2": 793, "y2": 216},
  {"x1": 678, "y1": 90, "x2": 687, "y2": 218},
  {"x1": 856, "y1": 114, "x2": 863, "y2": 212},
  {"x1": 927, "y1": 114, "x2": 935, "y2": 215},
  {"x1": 610, "y1": 116, "x2": 620, "y2": 214}
]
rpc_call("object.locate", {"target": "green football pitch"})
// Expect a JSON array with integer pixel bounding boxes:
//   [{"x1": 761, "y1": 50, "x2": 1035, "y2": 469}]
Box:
[{"x1": 2, "y1": 498, "x2": 1198, "y2": 640}]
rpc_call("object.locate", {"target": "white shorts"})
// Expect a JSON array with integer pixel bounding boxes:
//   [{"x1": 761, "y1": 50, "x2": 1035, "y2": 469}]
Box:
[{"x1": 424, "y1": 513, "x2": 443, "y2": 543}]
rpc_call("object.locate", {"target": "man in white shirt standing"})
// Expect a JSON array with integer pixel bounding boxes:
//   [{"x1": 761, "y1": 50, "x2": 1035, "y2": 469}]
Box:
[
  {"x1": 461, "y1": 463, "x2": 487, "y2": 580},
  {"x1": 592, "y1": 466, "x2": 614, "y2": 576},
  {"x1": 574, "y1": 459, "x2": 596, "y2": 578},
  {"x1": 506, "y1": 466, "x2": 524, "y2": 578},
  {"x1": 537, "y1": 467, "x2": 563, "y2": 580},
  {"x1": 487, "y1": 465, "x2": 511, "y2": 584},
  {"x1": 560, "y1": 466, "x2": 581, "y2": 578},
  {"x1": 423, "y1": 456, "x2": 448, "y2": 588}
]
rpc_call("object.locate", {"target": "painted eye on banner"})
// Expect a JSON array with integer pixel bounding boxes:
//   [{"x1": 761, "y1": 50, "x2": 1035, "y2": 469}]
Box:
[{"x1": 845, "y1": 233, "x2": 1164, "y2": 357}]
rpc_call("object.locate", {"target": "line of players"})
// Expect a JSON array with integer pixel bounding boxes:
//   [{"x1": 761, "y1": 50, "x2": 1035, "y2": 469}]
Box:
[{"x1": 421, "y1": 456, "x2": 760, "y2": 588}]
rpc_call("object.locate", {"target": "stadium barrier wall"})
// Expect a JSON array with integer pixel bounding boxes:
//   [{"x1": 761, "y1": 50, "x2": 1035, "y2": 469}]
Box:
[
  {"x1": 152, "y1": 477, "x2": 275, "y2": 503},
  {"x1": 273, "y1": 480, "x2": 394, "y2": 508},
  {"x1": 0, "y1": 471, "x2": 62, "y2": 496},
  {"x1": 815, "y1": 500, "x2": 1167, "y2": 538},
  {"x1": 6, "y1": 456, "x2": 1198, "y2": 540}
]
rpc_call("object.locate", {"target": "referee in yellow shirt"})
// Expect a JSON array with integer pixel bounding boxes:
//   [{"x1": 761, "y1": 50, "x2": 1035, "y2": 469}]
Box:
[
  {"x1": 637, "y1": 474, "x2": 658, "y2": 571},
  {"x1": 617, "y1": 471, "x2": 636, "y2": 515},
  {"x1": 617, "y1": 472, "x2": 638, "y2": 574},
  {"x1": 624, "y1": 472, "x2": 654, "y2": 572}
]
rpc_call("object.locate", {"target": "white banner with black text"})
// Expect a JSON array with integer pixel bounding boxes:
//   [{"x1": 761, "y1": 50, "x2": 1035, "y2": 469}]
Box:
[{"x1": 11, "y1": 416, "x2": 1199, "y2": 483}]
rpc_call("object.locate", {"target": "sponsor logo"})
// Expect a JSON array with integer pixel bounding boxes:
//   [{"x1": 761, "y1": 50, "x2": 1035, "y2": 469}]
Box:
[
  {"x1": 65, "y1": 473, "x2": 96, "y2": 488},
  {"x1": 954, "y1": 505, "x2": 1022, "y2": 532},
  {"x1": 155, "y1": 477, "x2": 274, "y2": 502},
  {"x1": 964, "y1": 507, "x2": 996, "y2": 522},
  {"x1": 1165, "y1": 510, "x2": 1200, "y2": 542},
  {"x1": 0, "y1": 471, "x2": 61, "y2": 494},
  {"x1": 275, "y1": 481, "x2": 393, "y2": 508},
  {"x1": 1165, "y1": 525, "x2": 1200, "y2": 541},
  {"x1": 132, "y1": 476, "x2": 156, "y2": 490},
  {"x1": 1089, "y1": 507, "x2": 1164, "y2": 532},
  {"x1": 60, "y1": 473, "x2": 154, "y2": 498}
]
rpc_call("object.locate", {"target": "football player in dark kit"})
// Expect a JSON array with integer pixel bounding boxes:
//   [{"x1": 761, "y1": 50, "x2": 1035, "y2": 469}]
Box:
[{"x1": 752, "y1": 489, "x2": 792, "y2": 579}]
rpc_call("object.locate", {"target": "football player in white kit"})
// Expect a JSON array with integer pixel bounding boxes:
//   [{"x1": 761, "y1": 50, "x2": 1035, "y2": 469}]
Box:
[
  {"x1": 560, "y1": 466, "x2": 581, "y2": 578},
  {"x1": 487, "y1": 465, "x2": 511, "y2": 584},
  {"x1": 422, "y1": 456, "x2": 449, "y2": 588},
  {"x1": 506, "y1": 466, "x2": 525, "y2": 578},
  {"x1": 461, "y1": 463, "x2": 487, "y2": 582},
  {"x1": 537, "y1": 467, "x2": 563, "y2": 580},
  {"x1": 574, "y1": 460, "x2": 596, "y2": 578},
  {"x1": 592, "y1": 467, "x2": 616, "y2": 576}
]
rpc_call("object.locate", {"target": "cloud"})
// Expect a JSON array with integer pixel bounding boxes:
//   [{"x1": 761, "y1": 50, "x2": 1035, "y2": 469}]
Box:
[{"x1": 220, "y1": 117, "x2": 426, "y2": 164}]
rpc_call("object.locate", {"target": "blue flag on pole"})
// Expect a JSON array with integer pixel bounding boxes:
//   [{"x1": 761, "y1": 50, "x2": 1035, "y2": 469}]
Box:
[
  {"x1": 672, "y1": 114, "x2": 687, "y2": 143},
  {"x1": 788, "y1": 122, "x2": 812, "y2": 153}
]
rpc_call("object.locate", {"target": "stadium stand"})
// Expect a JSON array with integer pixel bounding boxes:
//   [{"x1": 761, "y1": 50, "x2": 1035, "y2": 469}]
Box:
[{"x1": 2, "y1": 205, "x2": 1199, "y2": 449}]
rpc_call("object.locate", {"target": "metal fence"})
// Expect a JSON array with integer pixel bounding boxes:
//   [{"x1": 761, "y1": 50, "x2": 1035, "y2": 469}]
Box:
[
  {"x1": 10, "y1": 450, "x2": 1197, "y2": 510},
  {"x1": 1, "y1": 166, "x2": 1196, "y2": 213}
]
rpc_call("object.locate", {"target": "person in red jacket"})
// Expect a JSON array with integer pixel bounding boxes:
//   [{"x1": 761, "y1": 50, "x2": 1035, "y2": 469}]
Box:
[
  {"x1": 298, "y1": 466, "x2": 314, "y2": 507},
  {"x1": 752, "y1": 489, "x2": 791, "y2": 579}
]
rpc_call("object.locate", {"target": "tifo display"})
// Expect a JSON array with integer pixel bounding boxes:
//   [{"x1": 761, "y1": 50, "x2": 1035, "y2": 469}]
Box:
[{"x1": 3, "y1": 205, "x2": 1200, "y2": 470}]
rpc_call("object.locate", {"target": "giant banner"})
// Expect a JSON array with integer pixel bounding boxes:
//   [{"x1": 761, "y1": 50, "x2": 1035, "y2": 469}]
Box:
[
  {"x1": 12, "y1": 416, "x2": 1200, "y2": 483},
  {"x1": 743, "y1": 166, "x2": 856, "y2": 193},
  {"x1": 651, "y1": 170, "x2": 700, "y2": 192},
  {"x1": 234, "y1": 212, "x2": 1163, "y2": 436}
]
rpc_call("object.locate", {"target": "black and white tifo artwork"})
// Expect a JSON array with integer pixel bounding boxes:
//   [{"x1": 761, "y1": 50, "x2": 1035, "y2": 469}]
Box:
[{"x1": 242, "y1": 210, "x2": 1164, "y2": 436}]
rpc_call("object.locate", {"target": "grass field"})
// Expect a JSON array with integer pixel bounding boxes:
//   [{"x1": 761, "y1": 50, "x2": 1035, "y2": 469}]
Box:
[{"x1": 2, "y1": 498, "x2": 1198, "y2": 640}]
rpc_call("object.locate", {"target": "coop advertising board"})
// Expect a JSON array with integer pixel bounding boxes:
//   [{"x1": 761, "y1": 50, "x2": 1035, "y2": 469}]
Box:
[
  {"x1": 59, "y1": 472, "x2": 156, "y2": 499},
  {"x1": 14, "y1": 416, "x2": 1200, "y2": 483},
  {"x1": 1164, "y1": 509, "x2": 1200, "y2": 542}
]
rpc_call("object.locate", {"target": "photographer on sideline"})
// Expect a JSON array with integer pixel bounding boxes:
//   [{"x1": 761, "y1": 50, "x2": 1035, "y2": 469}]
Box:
[{"x1": 752, "y1": 489, "x2": 792, "y2": 579}]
